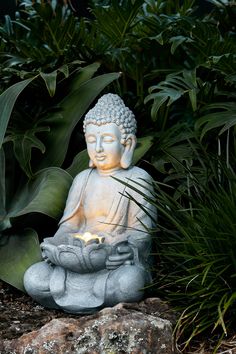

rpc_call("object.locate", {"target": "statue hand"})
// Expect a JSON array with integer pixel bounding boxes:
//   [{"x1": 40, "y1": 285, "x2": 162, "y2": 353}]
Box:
[
  {"x1": 106, "y1": 245, "x2": 133, "y2": 270},
  {"x1": 41, "y1": 243, "x2": 58, "y2": 265}
]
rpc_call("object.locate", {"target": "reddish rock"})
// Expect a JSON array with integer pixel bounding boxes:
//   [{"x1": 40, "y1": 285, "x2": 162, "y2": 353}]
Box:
[{"x1": 0, "y1": 298, "x2": 175, "y2": 354}]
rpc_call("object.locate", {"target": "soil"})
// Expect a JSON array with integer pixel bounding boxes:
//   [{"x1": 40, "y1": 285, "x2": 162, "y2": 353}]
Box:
[
  {"x1": 1, "y1": 280, "x2": 236, "y2": 353},
  {"x1": 0, "y1": 280, "x2": 79, "y2": 341}
]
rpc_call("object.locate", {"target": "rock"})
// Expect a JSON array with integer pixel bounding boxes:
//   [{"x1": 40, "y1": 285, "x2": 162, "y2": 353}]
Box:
[{"x1": 0, "y1": 298, "x2": 175, "y2": 354}]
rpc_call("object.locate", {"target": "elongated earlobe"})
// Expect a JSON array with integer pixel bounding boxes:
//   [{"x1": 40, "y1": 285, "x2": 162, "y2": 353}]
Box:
[{"x1": 120, "y1": 134, "x2": 137, "y2": 169}]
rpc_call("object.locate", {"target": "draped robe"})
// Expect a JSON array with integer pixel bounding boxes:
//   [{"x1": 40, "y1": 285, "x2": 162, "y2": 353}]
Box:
[{"x1": 43, "y1": 166, "x2": 156, "y2": 313}]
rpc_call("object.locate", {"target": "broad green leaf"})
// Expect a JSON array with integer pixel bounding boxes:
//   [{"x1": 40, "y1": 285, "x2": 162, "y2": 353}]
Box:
[
  {"x1": 145, "y1": 70, "x2": 198, "y2": 119},
  {"x1": 8, "y1": 127, "x2": 50, "y2": 178},
  {"x1": 0, "y1": 229, "x2": 41, "y2": 291},
  {"x1": 196, "y1": 111, "x2": 236, "y2": 140},
  {"x1": 8, "y1": 167, "x2": 72, "y2": 219},
  {"x1": 93, "y1": 0, "x2": 143, "y2": 45},
  {"x1": 152, "y1": 32, "x2": 164, "y2": 45},
  {"x1": 211, "y1": 54, "x2": 231, "y2": 64},
  {"x1": 58, "y1": 64, "x2": 70, "y2": 78},
  {"x1": 183, "y1": 69, "x2": 197, "y2": 88},
  {"x1": 0, "y1": 219, "x2": 11, "y2": 232},
  {"x1": 151, "y1": 94, "x2": 168, "y2": 121},
  {"x1": 69, "y1": 62, "x2": 101, "y2": 91},
  {"x1": 40, "y1": 71, "x2": 58, "y2": 97},
  {"x1": 38, "y1": 71, "x2": 121, "y2": 169},
  {"x1": 0, "y1": 76, "x2": 38, "y2": 149},
  {"x1": 226, "y1": 74, "x2": 236, "y2": 84},
  {"x1": 189, "y1": 89, "x2": 197, "y2": 112},
  {"x1": 154, "y1": 144, "x2": 193, "y2": 174},
  {"x1": 4, "y1": 15, "x2": 14, "y2": 36},
  {"x1": 169, "y1": 36, "x2": 193, "y2": 55},
  {"x1": 66, "y1": 149, "x2": 89, "y2": 178},
  {"x1": 0, "y1": 148, "x2": 5, "y2": 219},
  {"x1": 166, "y1": 88, "x2": 183, "y2": 106},
  {"x1": 133, "y1": 136, "x2": 153, "y2": 164}
]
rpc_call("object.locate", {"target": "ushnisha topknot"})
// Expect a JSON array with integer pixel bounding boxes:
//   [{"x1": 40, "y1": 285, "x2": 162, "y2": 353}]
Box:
[{"x1": 83, "y1": 93, "x2": 137, "y2": 144}]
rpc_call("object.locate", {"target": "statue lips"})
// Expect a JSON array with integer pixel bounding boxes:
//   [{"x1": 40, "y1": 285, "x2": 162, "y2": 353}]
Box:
[{"x1": 95, "y1": 154, "x2": 106, "y2": 161}]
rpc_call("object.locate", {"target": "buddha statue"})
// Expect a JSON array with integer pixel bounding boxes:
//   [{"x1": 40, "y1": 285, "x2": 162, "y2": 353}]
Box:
[{"x1": 24, "y1": 93, "x2": 157, "y2": 314}]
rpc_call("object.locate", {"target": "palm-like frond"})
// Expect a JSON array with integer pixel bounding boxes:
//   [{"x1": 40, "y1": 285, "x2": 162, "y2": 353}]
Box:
[
  {"x1": 145, "y1": 69, "x2": 198, "y2": 120},
  {"x1": 149, "y1": 153, "x2": 236, "y2": 347}
]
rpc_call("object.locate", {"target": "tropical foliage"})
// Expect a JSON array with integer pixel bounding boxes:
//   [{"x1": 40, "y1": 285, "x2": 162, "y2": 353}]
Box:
[
  {"x1": 0, "y1": 61, "x2": 120, "y2": 290},
  {"x1": 0, "y1": 0, "x2": 235, "y2": 350},
  {"x1": 150, "y1": 141, "x2": 236, "y2": 350}
]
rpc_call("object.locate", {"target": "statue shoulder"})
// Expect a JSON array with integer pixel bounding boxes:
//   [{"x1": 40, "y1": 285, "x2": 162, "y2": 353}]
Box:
[
  {"x1": 129, "y1": 166, "x2": 153, "y2": 182},
  {"x1": 72, "y1": 168, "x2": 93, "y2": 184},
  {"x1": 123, "y1": 166, "x2": 154, "y2": 196},
  {"x1": 67, "y1": 168, "x2": 93, "y2": 193}
]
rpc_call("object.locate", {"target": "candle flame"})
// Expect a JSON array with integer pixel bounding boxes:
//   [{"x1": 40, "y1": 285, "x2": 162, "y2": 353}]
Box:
[{"x1": 72, "y1": 232, "x2": 104, "y2": 244}]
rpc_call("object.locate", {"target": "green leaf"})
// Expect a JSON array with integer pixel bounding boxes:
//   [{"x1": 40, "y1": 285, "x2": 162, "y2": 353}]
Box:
[
  {"x1": 189, "y1": 89, "x2": 197, "y2": 112},
  {"x1": 93, "y1": 0, "x2": 143, "y2": 46},
  {"x1": 169, "y1": 35, "x2": 193, "y2": 55},
  {"x1": 211, "y1": 54, "x2": 231, "y2": 65},
  {"x1": 154, "y1": 143, "x2": 194, "y2": 174},
  {"x1": 69, "y1": 62, "x2": 101, "y2": 91},
  {"x1": 0, "y1": 148, "x2": 5, "y2": 219},
  {"x1": 58, "y1": 64, "x2": 70, "y2": 79},
  {"x1": 145, "y1": 70, "x2": 198, "y2": 119},
  {"x1": 40, "y1": 70, "x2": 58, "y2": 97},
  {"x1": 0, "y1": 229, "x2": 41, "y2": 291},
  {"x1": 8, "y1": 127, "x2": 50, "y2": 178},
  {"x1": 195, "y1": 104, "x2": 236, "y2": 140},
  {"x1": 152, "y1": 32, "x2": 164, "y2": 45},
  {"x1": 151, "y1": 94, "x2": 169, "y2": 121},
  {"x1": 0, "y1": 76, "x2": 38, "y2": 149},
  {"x1": 133, "y1": 136, "x2": 153, "y2": 164},
  {"x1": 38, "y1": 71, "x2": 121, "y2": 169},
  {"x1": 8, "y1": 167, "x2": 72, "y2": 220},
  {"x1": 66, "y1": 149, "x2": 89, "y2": 178}
]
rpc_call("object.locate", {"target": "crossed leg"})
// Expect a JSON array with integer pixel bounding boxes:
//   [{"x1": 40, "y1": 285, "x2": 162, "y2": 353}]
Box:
[{"x1": 24, "y1": 261, "x2": 59, "y2": 309}]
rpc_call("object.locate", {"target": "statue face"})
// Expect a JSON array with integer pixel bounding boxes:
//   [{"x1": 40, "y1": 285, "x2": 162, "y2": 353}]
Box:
[{"x1": 85, "y1": 123, "x2": 125, "y2": 171}]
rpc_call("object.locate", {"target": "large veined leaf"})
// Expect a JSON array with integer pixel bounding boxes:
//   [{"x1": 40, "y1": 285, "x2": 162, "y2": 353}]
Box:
[
  {"x1": 66, "y1": 149, "x2": 89, "y2": 178},
  {"x1": 0, "y1": 62, "x2": 97, "y2": 154},
  {"x1": 37, "y1": 71, "x2": 121, "y2": 170},
  {"x1": 7, "y1": 126, "x2": 50, "y2": 178},
  {"x1": 93, "y1": 0, "x2": 143, "y2": 46},
  {"x1": 169, "y1": 35, "x2": 194, "y2": 55},
  {"x1": 69, "y1": 62, "x2": 101, "y2": 91},
  {"x1": 0, "y1": 76, "x2": 38, "y2": 149},
  {"x1": 0, "y1": 148, "x2": 5, "y2": 219},
  {"x1": 195, "y1": 103, "x2": 236, "y2": 140},
  {"x1": 133, "y1": 136, "x2": 153, "y2": 165},
  {"x1": 7, "y1": 167, "x2": 72, "y2": 219},
  {"x1": 145, "y1": 70, "x2": 198, "y2": 120},
  {"x1": 0, "y1": 229, "x2": 41, "y2": 291},
  {"x1": 154, "y1": 144, "x2": 194, "y2": 174},
  {"x1": 40, "y1": 70, "x2": 58, "y2": 97}
]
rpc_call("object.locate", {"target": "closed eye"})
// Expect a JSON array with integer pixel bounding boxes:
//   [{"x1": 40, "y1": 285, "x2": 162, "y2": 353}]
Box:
[
  {"x1": 103, "y1": 136, "x2": 115, "y2": 143},
  {"x1": 86, "y1": 135, "x2": 96, "y2": 143}
]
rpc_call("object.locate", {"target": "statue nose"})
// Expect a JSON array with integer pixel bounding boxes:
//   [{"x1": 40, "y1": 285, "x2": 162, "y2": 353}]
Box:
[{"x1": 95, "y1": 138, "x2": 103, "y2": 152}]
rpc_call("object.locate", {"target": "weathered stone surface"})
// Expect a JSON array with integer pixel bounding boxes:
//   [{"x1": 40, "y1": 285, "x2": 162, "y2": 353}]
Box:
[{"x1": 0, "y1": 298, "x2": 175, "y2": 354}]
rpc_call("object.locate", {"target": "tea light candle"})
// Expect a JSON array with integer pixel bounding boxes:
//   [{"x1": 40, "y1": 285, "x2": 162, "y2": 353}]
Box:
[{"x1": 72, "y1": 232, "x2": 104, "y2": 244}]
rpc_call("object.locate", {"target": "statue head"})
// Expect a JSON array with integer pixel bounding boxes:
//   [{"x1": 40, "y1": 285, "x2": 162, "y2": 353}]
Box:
[{"x1": 83, "y1": 94, "x2": 137, "y2": 170}]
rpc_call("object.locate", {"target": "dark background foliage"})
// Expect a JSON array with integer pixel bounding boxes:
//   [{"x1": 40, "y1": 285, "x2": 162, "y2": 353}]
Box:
[{"x1": 0, "y1": 0, "x2": 235, "y2": 350}]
